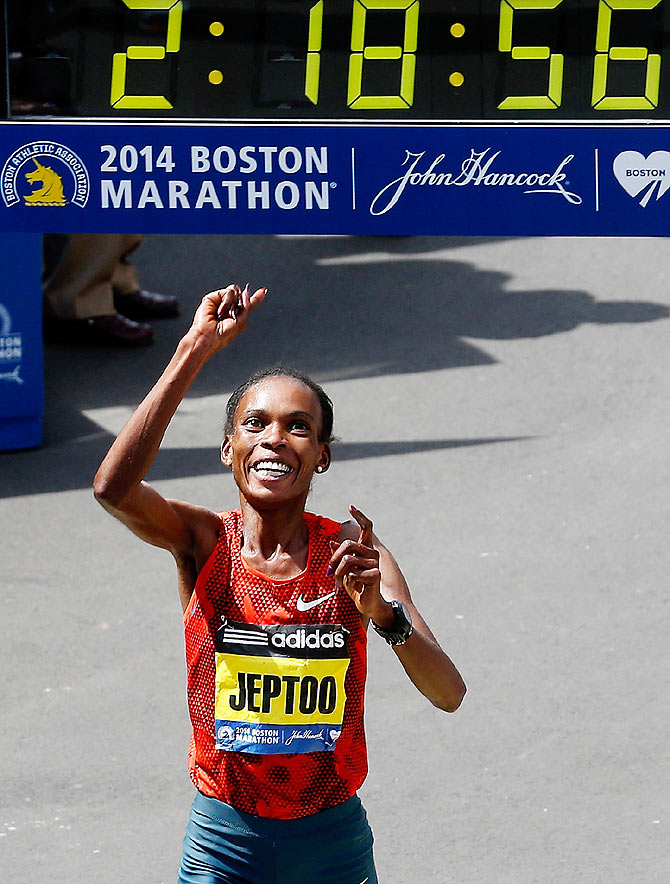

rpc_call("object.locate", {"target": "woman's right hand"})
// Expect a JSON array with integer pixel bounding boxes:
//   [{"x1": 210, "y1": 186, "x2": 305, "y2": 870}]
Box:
[{"x1": 191, "y1": 284, "x2": 267, "y2": 353}]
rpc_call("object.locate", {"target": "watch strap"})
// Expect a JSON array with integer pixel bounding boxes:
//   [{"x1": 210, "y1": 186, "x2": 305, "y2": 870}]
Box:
[{"x1": 371, "y1": 599, "x2": 413, "y2": 646}]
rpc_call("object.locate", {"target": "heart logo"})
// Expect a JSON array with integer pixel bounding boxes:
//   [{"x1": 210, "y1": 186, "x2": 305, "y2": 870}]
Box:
[{"x1": 612, "y1": 150, "x2": 670, "y2": 207}]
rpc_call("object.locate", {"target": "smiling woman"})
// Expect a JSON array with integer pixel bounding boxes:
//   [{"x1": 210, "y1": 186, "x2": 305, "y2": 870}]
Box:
[
  {"x1": 221, "y1": 373, "x2": 331, "y2": 518},
  {"x1": 93, "y1": 284, "x2": 466, "y2": 884}
]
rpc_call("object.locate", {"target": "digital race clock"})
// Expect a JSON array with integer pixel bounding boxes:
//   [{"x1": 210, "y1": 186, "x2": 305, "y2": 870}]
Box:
[
  {"x1": 5, "y1": 0, "x2": 670, "y2": 121},
  {"x1": 3, "y1": 1, "x2": 670, "y2": 238}
]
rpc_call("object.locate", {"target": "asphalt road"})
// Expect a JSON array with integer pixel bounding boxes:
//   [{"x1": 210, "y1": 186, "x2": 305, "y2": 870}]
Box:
[{"x1": 1, "y1": 235, "x2": 669, "y2": 884}]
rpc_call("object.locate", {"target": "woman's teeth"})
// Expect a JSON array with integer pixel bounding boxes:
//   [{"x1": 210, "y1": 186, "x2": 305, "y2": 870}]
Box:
[{"x1": 253, "y1": 460, "x2": 293, "y2": 476}]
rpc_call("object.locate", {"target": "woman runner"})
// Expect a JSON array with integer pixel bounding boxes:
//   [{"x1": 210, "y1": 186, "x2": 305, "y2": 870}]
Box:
[{"x1": 93, "y1": 284, "x2": 466, "y2": 884}]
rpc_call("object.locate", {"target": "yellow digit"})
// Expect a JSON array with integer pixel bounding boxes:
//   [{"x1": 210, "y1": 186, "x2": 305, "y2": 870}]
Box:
[
  {"x1": 305, "y1": 1, "x2": 324, "y2": 105},
  {"x1": 592, "y1": 0, "x2": 661, "y2": 110},
  {"x1": 498, "y1": 0, "x2": 564, "y2": 110},
  {"x1": 347, "y1": 0, "x2": 420, "y2": 110},
  {"x1": 110, "y1": 0, "x2": 183, "y2": 109}
]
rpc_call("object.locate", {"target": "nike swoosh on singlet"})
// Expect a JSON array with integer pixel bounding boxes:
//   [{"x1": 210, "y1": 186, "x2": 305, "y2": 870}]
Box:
[{"x1": 296, "y1": 590, "x2": 337, "y2": 612}]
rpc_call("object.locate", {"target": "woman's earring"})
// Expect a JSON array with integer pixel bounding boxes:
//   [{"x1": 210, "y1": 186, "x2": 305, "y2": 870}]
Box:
[{"x1": 315, "y1": 466, "x2": 324, "y2": 473}]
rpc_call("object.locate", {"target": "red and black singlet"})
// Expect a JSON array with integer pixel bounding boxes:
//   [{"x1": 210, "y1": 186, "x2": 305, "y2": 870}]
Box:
[{"x1": 184, "y1": 511, "x2": 368, "y2": 820}]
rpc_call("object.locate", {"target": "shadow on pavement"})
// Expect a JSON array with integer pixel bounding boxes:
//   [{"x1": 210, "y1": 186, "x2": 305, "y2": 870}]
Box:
[
  {"x1": 1, "y1": 235, "x2": 668, "y2": 498},
  {"x1": 0, "y1": 436, "x2": 533, "y2": 498}
]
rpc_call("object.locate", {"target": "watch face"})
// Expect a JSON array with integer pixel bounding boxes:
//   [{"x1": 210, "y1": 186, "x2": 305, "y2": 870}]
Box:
[
  {"x1": 6, "y1": 1, "x2": 670, "y2": 122},
  {"x1": 392, "y1": 600, "x2": 411, "y2": 623}
]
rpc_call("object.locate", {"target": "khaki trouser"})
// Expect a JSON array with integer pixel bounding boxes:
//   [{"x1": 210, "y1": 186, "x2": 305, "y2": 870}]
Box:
[{"x1": 44, "y1": 233, "x2": 143, "y2": 319}]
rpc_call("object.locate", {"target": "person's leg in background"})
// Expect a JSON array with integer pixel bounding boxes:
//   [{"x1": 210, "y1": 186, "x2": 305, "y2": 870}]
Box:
[
  {"x1": 112, "y1": 235, "x2": 180, "y2": 321},
  {"x1": 44, "y1": 234, "x2": 178, "y2": 345}
]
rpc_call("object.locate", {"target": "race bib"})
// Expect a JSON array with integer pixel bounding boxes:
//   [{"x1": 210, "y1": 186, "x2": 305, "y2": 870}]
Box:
[{"x1": 215, "y1": 620, "x2": 350, "y2": 754}]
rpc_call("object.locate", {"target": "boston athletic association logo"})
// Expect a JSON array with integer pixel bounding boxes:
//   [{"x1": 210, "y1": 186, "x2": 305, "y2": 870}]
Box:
[{"x1": 1, "y1": 141, "x2": 90, "y2": 209}]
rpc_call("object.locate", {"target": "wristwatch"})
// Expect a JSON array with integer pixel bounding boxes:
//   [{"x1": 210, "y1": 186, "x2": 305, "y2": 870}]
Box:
[{"x1": 371, "y1": 600, "x2": 413, "y2": 646}]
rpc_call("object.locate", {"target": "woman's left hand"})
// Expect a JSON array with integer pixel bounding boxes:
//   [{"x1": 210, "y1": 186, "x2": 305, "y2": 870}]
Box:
[
  {"x1": 330, "y1": 507, "x2": 467, "y2": 712},
  {"x1": 328, "y1": 506, "x2": 392, "y2": 623}
]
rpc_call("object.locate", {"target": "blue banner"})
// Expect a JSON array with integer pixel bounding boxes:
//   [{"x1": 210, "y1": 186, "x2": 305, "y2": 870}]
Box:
[
  {"x1": 0, "y1": 233, "x2": 43, "y2": 450},
  {"x1": 215, "y1": 721, "x2": 341, "y2": 754},
  {"x1": 2, "y1": 122, "x2": 670, "y2": 235}
]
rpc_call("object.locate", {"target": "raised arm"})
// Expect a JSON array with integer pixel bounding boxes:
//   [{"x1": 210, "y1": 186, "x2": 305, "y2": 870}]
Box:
[
  {"x1": 93, "y1": 284, "x2": 266, "y2": 567},
  {"x1": 329, "y1": 506, "x2": 466, "y2": 712}
]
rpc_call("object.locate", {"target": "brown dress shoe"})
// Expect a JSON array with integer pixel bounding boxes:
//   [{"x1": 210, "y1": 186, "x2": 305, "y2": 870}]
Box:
[
  {"x1": 45, "y1": 313, "x2": 154, "y2": 346},
  {"x1": 113, "y1": 288, "x2": 180, "y2": 320}
]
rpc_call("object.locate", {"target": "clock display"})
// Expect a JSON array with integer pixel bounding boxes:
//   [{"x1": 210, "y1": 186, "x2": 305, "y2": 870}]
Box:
[{"x1": 5, "y1": 0, "x2": 670, "y2": 120}]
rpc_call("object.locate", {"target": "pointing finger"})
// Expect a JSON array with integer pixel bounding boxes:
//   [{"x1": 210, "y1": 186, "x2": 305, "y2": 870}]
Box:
[
  {"x1": 349, "y1": 505, "x2": 373, "y2": 546},
  {"x1": 249, "y1": 286, "x2": 267, "y2": 310}
]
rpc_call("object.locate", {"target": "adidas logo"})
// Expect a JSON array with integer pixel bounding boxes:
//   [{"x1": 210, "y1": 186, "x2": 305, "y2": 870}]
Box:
[{"x1": 271, "y1": 628, "x2": 345, "y2": 651}]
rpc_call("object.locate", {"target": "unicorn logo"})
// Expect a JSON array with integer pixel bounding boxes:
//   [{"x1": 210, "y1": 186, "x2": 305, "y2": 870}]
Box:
[
  {"x1": 24, "y1": 158, "x2": 67, "y2": 206},
  {"x1": 1, "y1": 141, "x2": 90, "y2": 208}
]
